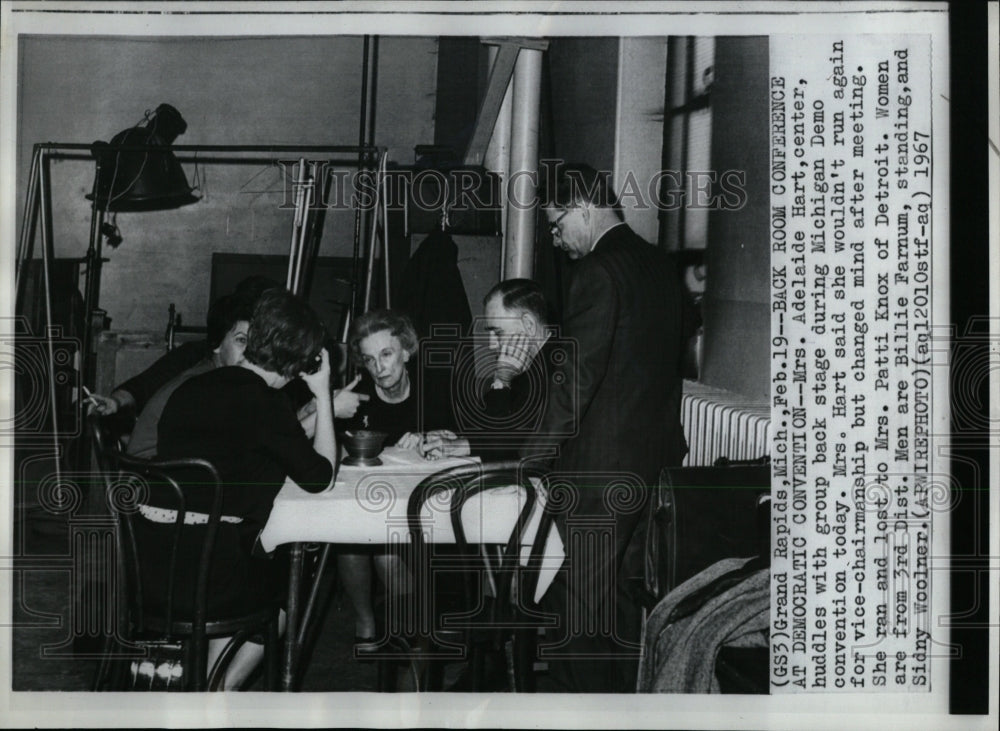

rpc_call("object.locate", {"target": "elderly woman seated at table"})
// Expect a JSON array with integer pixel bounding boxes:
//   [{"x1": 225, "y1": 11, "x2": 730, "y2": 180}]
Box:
[
  {"x1": 337, "y1": 308, "x2": 456, "y2": 652},
  {"x1": 139, "y1": 288, "x2": 336, "y2": 689},
  {"x1": 339, "y1": 308, "x2": 455, "y2": 446}
]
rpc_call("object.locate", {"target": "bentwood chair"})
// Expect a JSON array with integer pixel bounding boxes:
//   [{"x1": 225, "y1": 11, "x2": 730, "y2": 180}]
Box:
[
  {"x1": 394, "y1": 461, "x2": 553, "y2": 692},
  {"x1": 92, "y1": 444, "x2": 281, "y2": 691},
  {"x1": 89, "y1": 415, "x2": 131, "y2": 691}
]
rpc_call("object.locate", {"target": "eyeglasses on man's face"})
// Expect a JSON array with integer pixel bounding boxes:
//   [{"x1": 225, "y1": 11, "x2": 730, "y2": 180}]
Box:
[{"x1": 548, "y1": 208, "x2": 571, "y2": 236}]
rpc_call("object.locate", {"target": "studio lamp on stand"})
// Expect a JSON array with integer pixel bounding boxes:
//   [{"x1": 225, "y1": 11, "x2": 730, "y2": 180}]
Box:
[
  {"x1": 80, "y1": 103, "x2": 199, "y2": 391},
  {"x1": 59, "y1": 104, "x2": 199, "y2": 655}
]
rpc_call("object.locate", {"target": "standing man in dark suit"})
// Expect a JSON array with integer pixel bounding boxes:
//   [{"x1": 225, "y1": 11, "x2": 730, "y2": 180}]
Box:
[{"x1": 524, "y1": 164, "x2": 686, "y2": 692}]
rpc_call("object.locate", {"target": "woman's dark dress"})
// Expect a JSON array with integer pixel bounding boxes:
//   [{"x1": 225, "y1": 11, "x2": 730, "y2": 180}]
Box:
[
  {"x1": 340, "y1": 364, "x2": 455, "y2": 445},
  {"x1": 136, "y1": 366, "x2": 332, "y2": 617}
]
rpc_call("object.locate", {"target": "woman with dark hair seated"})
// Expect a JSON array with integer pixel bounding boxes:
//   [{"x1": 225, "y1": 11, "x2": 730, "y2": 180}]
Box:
[
  {"x1": 87, "y1": 274, "x2": 365, "y2": 430},
  {"x1": 138, "y1": 288, "x2": 336, "y2": 689},
  {"x1": 88, "y1": 275, "x2": 283, "y2": 419},
  {"x1": 125, "y1": 291, "x2": 254, "y2": 459}
]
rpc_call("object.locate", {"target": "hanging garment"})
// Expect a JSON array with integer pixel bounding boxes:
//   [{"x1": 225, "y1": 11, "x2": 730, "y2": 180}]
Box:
[
  {"x1": 638, "y1": 556, "x2": 769, "y2": 693},
  {"x1": 398, "y1": 229, "x2": 472, "y2": 338}
]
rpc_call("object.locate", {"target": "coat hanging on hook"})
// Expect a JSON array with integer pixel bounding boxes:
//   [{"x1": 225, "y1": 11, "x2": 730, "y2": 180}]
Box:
[{"x1": 398, "y1": 228, "x2": 472, "y2": 339}]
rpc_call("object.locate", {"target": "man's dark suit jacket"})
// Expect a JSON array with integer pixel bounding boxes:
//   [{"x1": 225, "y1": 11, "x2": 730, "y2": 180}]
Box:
[
  {"x1": 521, "y1": 223, "x2": 686, "y2": 492},
  {"x1": 465, "y1": 338, "x2": 558, "y2": 461}
]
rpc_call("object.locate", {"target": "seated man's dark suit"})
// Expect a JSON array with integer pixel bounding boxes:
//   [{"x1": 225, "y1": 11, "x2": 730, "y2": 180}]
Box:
[{"x1": 464, "y1": 339, "x2": 558, "y2": 461}]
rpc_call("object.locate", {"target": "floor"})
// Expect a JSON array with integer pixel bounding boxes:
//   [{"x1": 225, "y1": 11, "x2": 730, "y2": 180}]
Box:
[{"x1": 11, "y1": 507, "x2": 477, "y2": 693}]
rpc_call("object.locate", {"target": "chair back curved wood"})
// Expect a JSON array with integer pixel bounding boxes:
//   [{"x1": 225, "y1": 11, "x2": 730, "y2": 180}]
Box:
[
  {"x1": 89, "y1": 413, "x2": 122, "y2": 478},
  {"x1": 115, "y1": 452, "x2": 223, "y2": 645},
  {"x1": 405, "y1": 460, "x2": 550, "y2": 691},
  {"x1": 93, "y1": 443, "x2": 279, "y2": 691},
  {"x1": 89, "y1": 414, "x2": 132, "y2": 691}
]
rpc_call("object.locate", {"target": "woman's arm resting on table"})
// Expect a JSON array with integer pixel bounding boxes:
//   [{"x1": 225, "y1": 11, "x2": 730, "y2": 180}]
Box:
[{"x1": 419, "y1": 432, "x2": 470, "y2": 460}]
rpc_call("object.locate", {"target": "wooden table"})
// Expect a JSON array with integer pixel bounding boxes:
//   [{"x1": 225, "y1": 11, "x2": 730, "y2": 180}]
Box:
[{"x1": 259, "y1": 447, "x2": 565, "y2": 691}]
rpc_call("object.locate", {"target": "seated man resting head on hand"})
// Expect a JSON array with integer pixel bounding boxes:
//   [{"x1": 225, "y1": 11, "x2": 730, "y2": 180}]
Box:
[{"x1": 420, "y1": 278, "x2": 555, "y2": 461}]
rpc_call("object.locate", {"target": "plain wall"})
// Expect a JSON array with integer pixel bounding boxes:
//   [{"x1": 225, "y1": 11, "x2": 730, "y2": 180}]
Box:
[
  {"x1": 17, "y1": 35, "x2": 437, "y2": 332},
  {"x1": 547, "y1": 38, "x2": 619, "y2": 173},
  {"x1": 17, "y1": 34, "x2": 770, "y2": 399},
  {"x1": 700, "y1": 36, "x2": 770, "y2": 399},
  {"x1": 614, "y1": 37, "x2": 668, "y2": 244}
]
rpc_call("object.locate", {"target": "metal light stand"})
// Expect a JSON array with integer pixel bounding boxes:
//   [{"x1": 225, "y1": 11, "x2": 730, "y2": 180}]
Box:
[
  {"x1": 14, "y1": 142, "x2": 387, "y2": 482},
  {"x1": 17, "y1": 148, "x2": 64, "y2": 486},
  {"x1": 81, "y1": 157, "x2": 107, "y2": 391}
]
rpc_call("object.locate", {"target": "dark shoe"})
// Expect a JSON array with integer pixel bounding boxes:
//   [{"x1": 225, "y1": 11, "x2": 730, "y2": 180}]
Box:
[
  {"x1": 354, "y1": 634, "x2": 417, "y2": 661},
  {"x1": 355, "y1": 635, "x2": 379, "y2": 653},
  {"x1": 353, "y1": 635, "x2": 381, "y2": 662}
]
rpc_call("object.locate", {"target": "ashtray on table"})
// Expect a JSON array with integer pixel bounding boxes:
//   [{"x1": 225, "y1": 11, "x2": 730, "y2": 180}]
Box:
[{"x1": 342, "y1": 429, "x2": 389, "y2": 466}]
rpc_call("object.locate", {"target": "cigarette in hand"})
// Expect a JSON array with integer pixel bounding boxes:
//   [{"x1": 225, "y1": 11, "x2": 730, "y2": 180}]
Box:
[{"x1": 81, "y1": 386, "x2": 99, "y2": 408}]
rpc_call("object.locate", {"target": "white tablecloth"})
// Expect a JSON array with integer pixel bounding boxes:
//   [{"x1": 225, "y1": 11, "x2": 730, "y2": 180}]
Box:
[{"x1": 259, "y1": 447, "x2": 564, "y2": 602}]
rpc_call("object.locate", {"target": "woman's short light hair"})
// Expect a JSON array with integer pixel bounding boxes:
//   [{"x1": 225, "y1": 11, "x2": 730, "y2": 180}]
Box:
[{"x1": 347, "y1": 309, "x2": 419, "y2": 366}]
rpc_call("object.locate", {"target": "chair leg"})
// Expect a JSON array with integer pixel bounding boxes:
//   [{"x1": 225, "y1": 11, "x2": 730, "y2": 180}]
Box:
[
  {"x1": 207, "y1": 638, "x2": 236, "y2": 691},
  {"x1": 376, "y1": 657, "x2": 397, "y2": 692},
  {"x1": 208, "y1": 630, "x2": 263, "y2": 691},
  {"x1": 190, "y1": 632, "x2": 212, "y2": 692},
  {"x1": 185, "y1": 641, "x2": 199, "y2": 691},
  {"x1": 265, "y1": 617, "x2": 280, "y2": 690},
  {"x1": 513, "y1": 627, "x2": 537, "y2": 692},
  {"x1": 93, "y1": 635, "x2": 140, "y2": 691},
  {"x1": 91, "y1": 634, "x2": 115, "y2": 691}
]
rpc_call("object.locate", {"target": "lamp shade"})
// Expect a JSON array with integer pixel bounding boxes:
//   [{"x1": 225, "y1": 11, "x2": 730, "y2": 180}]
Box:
[{"x1": 87, "y1": 104, "x2": 199, "y2": 212}]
